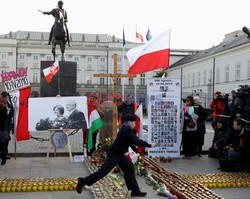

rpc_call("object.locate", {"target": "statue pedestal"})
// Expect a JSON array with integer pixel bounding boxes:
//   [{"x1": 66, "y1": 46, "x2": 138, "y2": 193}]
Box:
[{"x1": 40, "y1": 61, "x2": 77, "y2": 97}]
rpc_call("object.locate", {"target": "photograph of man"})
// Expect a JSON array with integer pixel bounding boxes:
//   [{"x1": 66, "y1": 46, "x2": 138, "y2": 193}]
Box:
[{"x1": 66, "y1": 100, "x2": 87, "y2": 129}]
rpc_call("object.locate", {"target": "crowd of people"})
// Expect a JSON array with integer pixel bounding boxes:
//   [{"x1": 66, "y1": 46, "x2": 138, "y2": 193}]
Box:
[
  {"x1": 181, "y1": 85, "x2": 250, "y2": 171},
  {"x1": 208, "y1": 86, "x2": 250, "y2": 170}
]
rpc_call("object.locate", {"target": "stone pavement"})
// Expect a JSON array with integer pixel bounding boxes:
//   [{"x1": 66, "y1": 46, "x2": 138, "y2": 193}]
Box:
[{"x1": 0, "y1": 156, "x2": 250, "y2": 199}]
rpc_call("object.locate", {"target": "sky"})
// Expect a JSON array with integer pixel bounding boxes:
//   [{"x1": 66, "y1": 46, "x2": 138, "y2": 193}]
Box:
[{"x1": 1, "y1": 0, "x2": 250, "y2": 50}]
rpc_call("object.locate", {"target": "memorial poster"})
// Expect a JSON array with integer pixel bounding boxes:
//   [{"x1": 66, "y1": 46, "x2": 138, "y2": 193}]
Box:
[
  {"x1": 29, "y1": 96, "x2": 88, "y2": 131},
  {"x1": 147, "y1": 78, "x2": 181, "y2": 158}
]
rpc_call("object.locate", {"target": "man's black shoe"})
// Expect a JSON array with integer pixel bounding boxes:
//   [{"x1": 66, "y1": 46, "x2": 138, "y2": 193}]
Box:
[
  {"x1": 1, "y1": 159, "x2": 6, "y2": 165},
  {"x1": 68, "y1": 42, "x2": 72, "y2": 47},
  {"x1": 76, "y1": 177, "x2": 85, "y2": 194},
  {"x1": 6, "y1": 155, "x2": 11, "y2": 159},
  {"x1": 131, "y1": 190, "x2": 147, "y2": 197}
]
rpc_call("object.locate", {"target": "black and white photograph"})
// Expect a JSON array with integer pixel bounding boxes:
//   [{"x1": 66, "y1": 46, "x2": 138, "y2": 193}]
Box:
[{"x1": 29, "y1": 96, "x2": 88, "y2": 131}]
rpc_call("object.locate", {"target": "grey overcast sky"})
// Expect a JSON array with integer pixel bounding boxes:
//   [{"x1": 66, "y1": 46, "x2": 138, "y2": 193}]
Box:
[{"x1": 1, "y1": 0, "x2": 250, "y2": 50}]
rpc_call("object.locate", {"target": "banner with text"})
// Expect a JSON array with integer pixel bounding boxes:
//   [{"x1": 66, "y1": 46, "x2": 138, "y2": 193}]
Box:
[
  {"x1": 0, "y1": 68, "x2": 30, "y2": 92},
  {"x1": 147, "y1": 78, "x2": 181, "y2": 158}
]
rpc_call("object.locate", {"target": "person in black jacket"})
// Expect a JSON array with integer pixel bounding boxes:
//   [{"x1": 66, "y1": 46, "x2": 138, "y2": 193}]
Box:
[
  {"x1": 194, "y1": 96, "x2": 207, "y2": 157},
  {"x1": 76, "y1": 114, "x2": 156, "y2": 197},
  {"x1": 0, "y1": 91, "x2": 12, "y2": 165}
]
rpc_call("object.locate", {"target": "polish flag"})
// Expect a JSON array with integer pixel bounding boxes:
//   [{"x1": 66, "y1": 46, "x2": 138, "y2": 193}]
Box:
[
  {"x1": 9, "y1": 87, "x2": 31, "y2": 141},
  {"x1": 136, "y1": 32, "x2": 144, "y2": 42},
  {"x1": 134, "y1": 104, "x2": 145, "y2": 155},
  {"x1": 42, "y1": 61, "x2": 59, "y2": 83},
  {"x1": 134, "y1": 104, "x2": 143, "y2": 139},
  {"x1": 127, "y1": 30, "x2": 170, "y2": 74}
]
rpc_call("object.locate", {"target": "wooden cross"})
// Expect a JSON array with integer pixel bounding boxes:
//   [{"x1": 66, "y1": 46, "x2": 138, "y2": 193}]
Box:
[{"x1": 93, "y1": 54, "x2": 136, "y2": 139}]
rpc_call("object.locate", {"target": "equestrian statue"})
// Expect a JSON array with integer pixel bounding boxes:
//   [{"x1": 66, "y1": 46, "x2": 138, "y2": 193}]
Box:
[{"x1": 41, "y1": 1, "x2": 71, "y2": 61}]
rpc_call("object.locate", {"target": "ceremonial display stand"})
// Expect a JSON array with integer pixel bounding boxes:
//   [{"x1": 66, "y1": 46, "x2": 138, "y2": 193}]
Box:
[{"x1": 40, "y1": 61, "x2": 77, "y2": 163}]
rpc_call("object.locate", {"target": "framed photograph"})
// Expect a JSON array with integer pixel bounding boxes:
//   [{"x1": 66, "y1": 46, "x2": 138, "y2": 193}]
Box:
[{"x1": 29, "y1": 96, "x2": 89, "y2": 131}]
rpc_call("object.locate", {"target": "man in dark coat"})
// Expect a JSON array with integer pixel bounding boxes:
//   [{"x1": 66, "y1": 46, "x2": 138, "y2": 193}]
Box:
[
  {"x1": 66, "y1": 100, "x2": 87, "y2": 129},
  {"x1": 76, "y1": 114, "x2": 156, "y2": 197}
]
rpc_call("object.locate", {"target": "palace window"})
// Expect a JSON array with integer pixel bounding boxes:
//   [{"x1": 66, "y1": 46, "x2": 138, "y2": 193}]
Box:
[
  {"x1": 203, "y1": 71, "x2": 207, "y2": 85},
  {"x1": 33, "y1": 55, "x2": 39, "y2": 60},
  {"x1": 74, "y1": 56, "x2": 80, "y2": 62},
  {"x1": 225, "y1": 65, "x2": 229, "y2": 82},
  {"x1": 192, "y1": 73, "x2": 195, "y2": 86},
  {"x1": 32, "y1": 72, "x2": 38, "y2": 83},
  {"x1": 46, "y1": 55, "x2": 52, "y2": 61},
  {"x1": 236, "y1": 63, "x2": 241, "y2": 80},
  {"x1": 19, "y1": 54, "x2": 25, "y2": 60},
  {"x1": 128, "y1": 78, "x2": 133, "y2": 85},
  {"x1": 248, "y1": 60, "x2": 250, "y2": 79},
  {"x1": 117, "y1": 78, "x2": 121, "y2": 85},
  {"x1": 140, "y1": 74, "x2": 146, "y2": 85},
  {"x1": 183, "y1": 75, "x2": 186, "y2": 87},
  {"x1": 0, "y1": 53, "x2": 7, "y2": 59},
  {"x1": 216, "y1": 67, "x2": 220, "y2": 83},
  {"x1": 100, "y1": 57, "x2": 106, "y2": 62},
  {"x1": 187, "y1": 74, "x2": 190, "y2": 87},
  {"x1": 100, "y1": 78, "x2": 105, "y2": 85},
  {"x1": 87, "y1": 56, "x2": 93, "y2": 62},
  {"x1": 197, "y1": 72, "x2": 200, "y2": 86}
]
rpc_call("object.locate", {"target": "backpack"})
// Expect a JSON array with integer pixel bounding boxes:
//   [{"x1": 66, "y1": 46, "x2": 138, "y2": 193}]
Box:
[{"x1": 219, "y1": 156, "x2": 237, "y2": 172}]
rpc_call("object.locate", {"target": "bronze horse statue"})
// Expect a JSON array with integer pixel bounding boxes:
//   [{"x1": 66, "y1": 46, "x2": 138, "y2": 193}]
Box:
[
  {"x1": 51, "y1": 10, "x2": 67, "y2": 61},
  {"x1": 42, "y1": 0, "x2": 71, "y2": 61}
]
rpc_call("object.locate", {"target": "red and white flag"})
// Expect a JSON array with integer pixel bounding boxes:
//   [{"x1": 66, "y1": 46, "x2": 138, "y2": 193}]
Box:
[
  {"x1": 134, "y1": 104, "x2": 143, "y2": 139},
  {"x1": 135, "y1": 104, "x2": 145, "y2": 155},
  {"x1": 136, "y1": 32, "x2": 144, "y2": 42},
  {"x1": 42, "y1": 61, "x2": 59, "y2": 83},
  {"x1": 127, "y1": 30, "x2": 170, "y2": 74},
  {"x1": 10, "y1": 87, "x2": 31, "y2": 141}
]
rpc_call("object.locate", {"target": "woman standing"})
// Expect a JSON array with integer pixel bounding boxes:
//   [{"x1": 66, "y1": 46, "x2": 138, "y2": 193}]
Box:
[
  {"x1": 181, "y1": 96, "x2": 199, "y2": 159},
  {"x1": 194, "y1": 96, "x2": 207, "y2": 157}
]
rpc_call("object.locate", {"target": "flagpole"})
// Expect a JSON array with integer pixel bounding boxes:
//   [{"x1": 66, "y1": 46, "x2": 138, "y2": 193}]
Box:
[
  {"x1": 58, "y1": 61, "x2": 61, "y2": 96},
  {"x1": 134, "y1": 24, "x2": 137, "y2": 102},
  {"x1": 122, "y1": 25, "x2": 125, "y2": 101}
]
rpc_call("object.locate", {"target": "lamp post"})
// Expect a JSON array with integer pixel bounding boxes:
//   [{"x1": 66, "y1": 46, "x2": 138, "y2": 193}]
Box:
[{"x1": 242, "y1": 27, "x2": 250, "y2": 39}]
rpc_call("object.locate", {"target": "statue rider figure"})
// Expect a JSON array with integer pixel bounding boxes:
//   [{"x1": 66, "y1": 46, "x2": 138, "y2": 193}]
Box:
[{"x1": 43, "y1": 1, "x2": 71, "y2": 47}]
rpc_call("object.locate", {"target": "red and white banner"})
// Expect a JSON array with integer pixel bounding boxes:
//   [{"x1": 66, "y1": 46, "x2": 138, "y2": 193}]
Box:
[
  {"x1": 127, "y1": 30, "x2": 170, "y2": 74},
  {"x1": 42, "y1": 61, "x2": 59, "y2": 83},
  {"x1": 9, "y1": 87, "x2": 31, "y2": 141}
]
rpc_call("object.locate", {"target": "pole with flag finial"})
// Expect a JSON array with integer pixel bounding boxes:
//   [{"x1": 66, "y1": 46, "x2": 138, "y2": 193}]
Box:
[{"x1": 122, "y1": 25, "x2": 125, "y2": 100}]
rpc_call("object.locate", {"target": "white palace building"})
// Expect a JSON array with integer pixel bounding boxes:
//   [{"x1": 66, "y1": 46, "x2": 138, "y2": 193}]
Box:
[
  {"x1": 0, "y1": 30, "x2": 195, "y2": 107},
  {"x1": 167, "y1": 29, "x2": 250, "y2": 108}
]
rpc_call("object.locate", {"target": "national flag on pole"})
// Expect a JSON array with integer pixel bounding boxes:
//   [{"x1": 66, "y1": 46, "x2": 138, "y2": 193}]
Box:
[
  {"x1": 42, "y1": 61, "x2": 59, "y2": 83},
  {"x1": 87, "y1": 103, "x2": 104, "y2": 151},
  {"x1": 10, "y1": 87, "x2": 31, "y2": 141},
  {"x1": 146, "y1": 28, "x2": 153, "y2": 41},
  {"x1": 136, "y1": 32, "x2": 144, "y2": 42},
  {"x1": 134, "y1": 104, "x2": 143, "y2": 139},
  {"x1": 123, "y1": 28, "x2": 126, "y2": 46},
  {"x1": 134, "y1": 104, "x2": 145, "y2": 155},
  {"x1": 127, "y1": 30, "x2": 170, "y2": 74}
]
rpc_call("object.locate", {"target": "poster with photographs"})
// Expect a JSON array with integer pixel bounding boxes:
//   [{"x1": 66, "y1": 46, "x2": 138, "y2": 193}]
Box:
[
  {"x1": 147, "y1": 78, "x2": 181, "y2": 158},
  {"x1": 29, "y1": 96, "x2": 88, "y2": 131}
]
